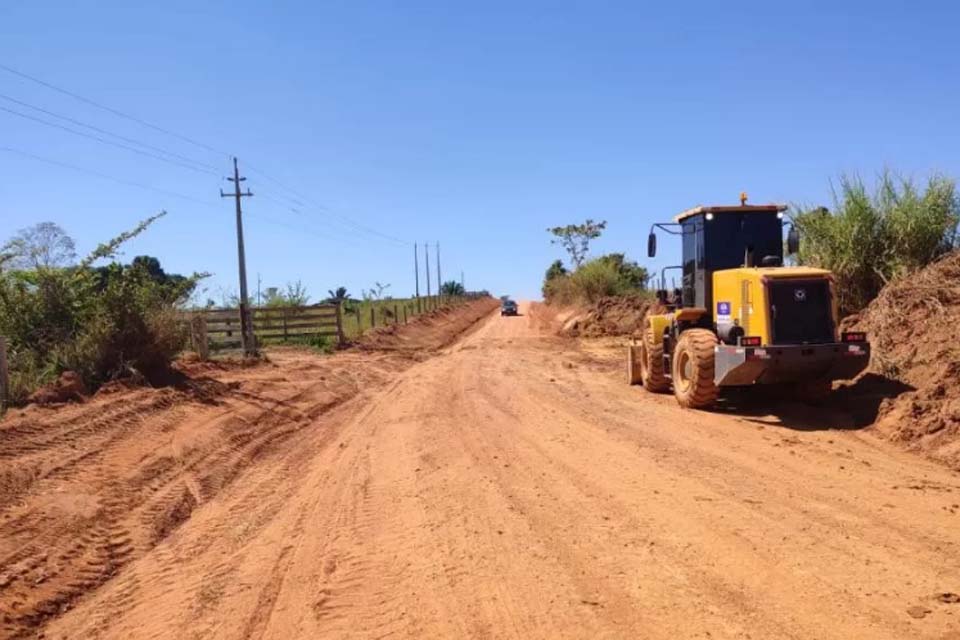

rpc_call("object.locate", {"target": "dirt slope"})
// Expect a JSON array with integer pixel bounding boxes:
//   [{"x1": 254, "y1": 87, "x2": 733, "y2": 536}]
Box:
[
  {"x1": 555, "y1": 295, "x2": 656, "y2": 338},
  {"x1": 847, "y1": 251, "x2": 960, "y2": 470},
  {"x1": 14, "y1": 301, "x2": 957, "y2": 640},
  {"x1": 0, "y1": 298, "x2": 495, "y2": 640}
]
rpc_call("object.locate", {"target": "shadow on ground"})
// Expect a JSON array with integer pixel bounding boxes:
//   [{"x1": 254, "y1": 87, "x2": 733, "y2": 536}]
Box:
[{"x1": 712, "y1": 374, "x2": 915, "y2": 432}]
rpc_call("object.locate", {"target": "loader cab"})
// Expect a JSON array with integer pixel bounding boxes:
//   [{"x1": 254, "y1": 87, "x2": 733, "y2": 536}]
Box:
[
  {"x1": 649, "y1": 204, "x2": 788, "y2": 311},
  {"x1": 677, "y1": 205, "x2": 786, "y2": 309}
]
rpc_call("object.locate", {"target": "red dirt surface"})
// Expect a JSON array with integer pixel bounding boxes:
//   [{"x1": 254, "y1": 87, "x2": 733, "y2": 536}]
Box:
[
  {"x1": 555, "y1": 295, "x2": 658, "y2": 337},
  {"x1": 848, "y1": 251, "x2": 960, "y2": 470},
  {"x1": 4, "y1": 297, "x2": 960, "y2": 639},
  {"x1": 0, "y1": 298, "x2": 495, "y2": 640}
]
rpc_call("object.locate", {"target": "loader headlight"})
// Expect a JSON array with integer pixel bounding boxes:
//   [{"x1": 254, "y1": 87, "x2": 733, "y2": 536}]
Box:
[{"x1": 705, "y1": 212, "x2": 714, "y2": 221}]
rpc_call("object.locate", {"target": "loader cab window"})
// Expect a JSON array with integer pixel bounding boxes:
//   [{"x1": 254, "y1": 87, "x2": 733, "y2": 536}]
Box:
[
  {"x1": 681, "y1": 219, "x2": 704, "y2": 308},
  {"x1": 707, "y1": 213, "x2": 783, "y2": 271}
]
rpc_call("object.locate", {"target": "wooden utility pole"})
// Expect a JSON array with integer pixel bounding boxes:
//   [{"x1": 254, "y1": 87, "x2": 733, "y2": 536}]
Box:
[
  {"x1": 220, "y1": 157, "x2": 256, "y2": 357},
  {"x1": 425, "y1": 241, "x2": 432, "y2": 299},
  {"x1": 414, "y1": 243, "x2": 420, "y2": 299},
  {"x1": 0, "y1": 336, "x2": 9, "y2": 412},
  {"x1": 436, "y1": 242, "x2": 442, "y2": 302}
]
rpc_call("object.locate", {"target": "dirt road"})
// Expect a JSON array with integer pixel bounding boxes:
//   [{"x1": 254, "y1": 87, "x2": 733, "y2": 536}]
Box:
[{"x1": 6, "y1": 301, "x2": 960, "y2": 639}]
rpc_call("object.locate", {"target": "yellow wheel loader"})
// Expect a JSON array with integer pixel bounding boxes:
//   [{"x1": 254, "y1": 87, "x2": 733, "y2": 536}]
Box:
[{"x1": 628, "y1": 197, "x2": 870, "y2": 409}]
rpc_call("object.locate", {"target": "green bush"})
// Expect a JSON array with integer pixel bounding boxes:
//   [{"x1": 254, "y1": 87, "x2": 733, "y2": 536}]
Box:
[
  {"x1": 543, "y1": 253, "x2": 649, "y2": 305},
  {"x1": 0, "y1": 213, "x2": 202, "y2": 404},
  {"x1": 794, "y1": 172, "x2": 959, "y2": 315}
]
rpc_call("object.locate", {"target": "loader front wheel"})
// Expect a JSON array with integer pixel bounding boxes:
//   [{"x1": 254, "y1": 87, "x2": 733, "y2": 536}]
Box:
[
  {"x1": 672, "y1": 329, "x2": 719, "y2": 409},
  {"x1": 640, "y1": 325, "x2": 670, "y2": 393}
]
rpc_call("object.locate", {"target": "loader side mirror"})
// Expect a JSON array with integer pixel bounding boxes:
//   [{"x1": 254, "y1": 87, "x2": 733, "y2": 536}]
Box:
[
  {"x1": 647, "y1": 232, "x2": 657, "y2": 258},
  {"x1": 787, "y1": 227, "x2": 800, "y2": 255}
]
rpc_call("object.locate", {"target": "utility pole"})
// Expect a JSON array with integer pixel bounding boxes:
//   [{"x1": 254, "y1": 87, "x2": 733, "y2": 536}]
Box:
[
  {"x1": 221, "y1": 157, "x2": 256, "y2": 357},
  {"x1": 436, "y1": 242, "x2": 442, "y2": 300},
  {"x1": 414, "y1": 243, "x2": 420, "y2": 298},
  {"x1": 425, "y1": 241, "x2": 432, "y2": 299}
]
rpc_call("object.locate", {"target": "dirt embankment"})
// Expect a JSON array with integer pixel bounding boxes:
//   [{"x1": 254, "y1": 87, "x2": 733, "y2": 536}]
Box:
[
  {"x1": 0, "y1": 298, "x2": 496, "y2": 640},
  {"x1": 353, "y1": 297, "x2": 499, "y2": 354},
  {"x1": 553, "y1": 295, "x2": 657, "y2": 338},
  {"x1": 846, "y1": 251, "x2": 960, "y2": 470}
]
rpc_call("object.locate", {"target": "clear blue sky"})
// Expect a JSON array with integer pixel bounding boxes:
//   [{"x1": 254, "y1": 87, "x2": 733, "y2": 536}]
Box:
[{"x1": 2, "y1": 1, "x2": 958, "y2": 301}]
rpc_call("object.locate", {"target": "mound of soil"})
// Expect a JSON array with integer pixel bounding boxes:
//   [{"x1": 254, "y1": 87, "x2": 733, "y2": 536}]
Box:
[
  {"x1": 560, "y1": 296, "x2": 659, "y2": 338},
  {"x1": 27, "y1": 371, "x2": 88, "y2": 405},
  {"x1": 849, "y1": 251, "x2": 960, "y2": 469},
  {"x1": 352, "y1": 297, "x2": 499, "y2": 355}
]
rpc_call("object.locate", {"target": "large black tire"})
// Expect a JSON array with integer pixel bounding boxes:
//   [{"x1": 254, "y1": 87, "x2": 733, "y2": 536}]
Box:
[
  {"x1": 640, "y1": 325, "x2": 670, "y2": 393},
  {"x1": 672, "y1": 329, "x2": 719, "y2": 409}
]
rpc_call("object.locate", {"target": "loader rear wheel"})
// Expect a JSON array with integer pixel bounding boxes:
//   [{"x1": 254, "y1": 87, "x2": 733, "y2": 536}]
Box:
[
  {"x1": 640, "y1": 326, "x2": 670, "y2": 393},
  {"x1": 672, "y1": 329, "x2": 719, "y2": 409}
]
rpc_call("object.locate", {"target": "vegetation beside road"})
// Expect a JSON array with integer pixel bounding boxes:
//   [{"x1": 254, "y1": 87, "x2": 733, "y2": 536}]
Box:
[
  {"x1": 542, "y1": 218, "x2": 650, "y2": 305},
  {"x1": 0, "y1": 213, "x2": 203, "y2": 404},
  {"x1": 792, "y1": 171, "x2": 959, "y2": 315}
]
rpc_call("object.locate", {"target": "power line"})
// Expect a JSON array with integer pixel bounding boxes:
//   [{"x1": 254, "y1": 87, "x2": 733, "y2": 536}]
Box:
[
  {"x1": 0, "y1": 145, "x2": 220, "y2": 208},
  {"x1": 0, "y1": 62, "x2": 229, "y2": 157},
  {"x1": 244, "y1": 163, "x2": 409, "y2": 246},
  {"x1": 0, "y1": 92, "x2": 222, "y2": 172},
  {"x1": 0, "y1": 63, "x2": 413, "y2": 249},
  {"x1": 0, "y1": 104, "x2": 220, "y2": 176},
  {"x1": 0, "y1": 145, "x2": 378, "y2": 250}
]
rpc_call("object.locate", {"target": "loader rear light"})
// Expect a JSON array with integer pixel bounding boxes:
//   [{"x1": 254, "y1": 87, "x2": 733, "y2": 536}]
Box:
[
  {"x1": 841, "y1": 331, "x2": 866, "y2": 343},
  {"x1": 740, "y1": 336, "x2": 762, "y2": 347}
]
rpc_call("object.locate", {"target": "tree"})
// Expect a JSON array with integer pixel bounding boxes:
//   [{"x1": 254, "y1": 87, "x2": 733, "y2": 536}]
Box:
[
  {"x1": 93, "y1": 255, "x2": 197, "y2": 303},
  {"x1": 596, "y1": 253, "x2": 649, "y2": 290},
  {"x1": 544, "y1": 259, "x2": 567, "y2": 282},
  {"x1": 266, "y1": 280, "x2": 310, "y2": 307},
  {"x1": 327, "y1": 286, "x2": 350, "y2": 302},
  {"x1": 440, "y1": 280, "x2": 465, "y2": 296},
  {"x1": 547, "y1": 219, "x2": 607, "y2": 268},
  {"x1": 1, "y1": 222, "x2": 76, "y2": 271},
  {"x1": 363, "y1": 282, "x2": 391, "y2": 301}
]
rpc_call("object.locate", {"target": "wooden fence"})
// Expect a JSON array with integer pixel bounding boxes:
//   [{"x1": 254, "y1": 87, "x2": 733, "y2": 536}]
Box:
[{"x1": 185, "y1": 304, "x2": 344, "y2": 352}]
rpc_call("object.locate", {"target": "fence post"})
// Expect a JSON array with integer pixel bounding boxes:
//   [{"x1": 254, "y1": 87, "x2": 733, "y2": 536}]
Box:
[
  {"x1": 192, "y1": 314, "x2": 210, "y2": 361},
  {"x1": 282, "y1": 307, "x2": 289, "y2": 342},
  {"x1": 355, "y1": 306, "x2": 362, "y2": 335},
  {"x1": 335, "y1": 302, "x2": 345, "y2": 346},
  {"x1": 403, "y1": 305, "x2": 408, "y2": 324},
  {"x1": 0, "y1": 336, "x2": 9, "y2": 412},
  {"x1": 393, "y1": 304, "x2": 399, "y2": 324},
  {"x1": 370, "y1": 306, "x2": 376, "y2": 328}
]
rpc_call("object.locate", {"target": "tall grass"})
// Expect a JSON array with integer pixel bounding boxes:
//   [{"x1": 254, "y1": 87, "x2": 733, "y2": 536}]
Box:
[{"x1": 794, "y1": 172, "x2": 959, "y2": 315}]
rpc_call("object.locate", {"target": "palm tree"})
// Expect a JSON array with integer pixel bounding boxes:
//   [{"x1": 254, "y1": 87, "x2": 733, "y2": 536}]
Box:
[
  {"x1": 327, "y1": 286, "x2": 350, "y2": 302},
  {"x1": 440, "y1": 280, "x2": 466, "y2": 296}
]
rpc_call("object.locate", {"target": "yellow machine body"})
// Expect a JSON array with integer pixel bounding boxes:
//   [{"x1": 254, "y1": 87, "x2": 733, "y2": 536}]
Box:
[{"x1": 711, "y1": 266, "x2": 836, "y2": 345}]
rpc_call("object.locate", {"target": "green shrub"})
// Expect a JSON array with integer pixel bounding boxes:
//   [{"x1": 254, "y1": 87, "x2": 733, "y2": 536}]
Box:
[
  {"x1": 0, "y1": 213, "x2": 203, "y2": 404},
  {"x1": 794, "y1": 172, "x2": 959, "y2": 314},
  {"x1": 543, "y1": 253, "x2": 649, "y2": 305}
]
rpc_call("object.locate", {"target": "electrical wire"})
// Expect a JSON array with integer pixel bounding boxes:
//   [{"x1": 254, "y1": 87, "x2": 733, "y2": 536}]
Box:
[
  {"x1": 0, "y1": 145, "x2": 220, "y2": 208},
  {"x1": 243, "y1": 163, "x2": 410, "y2": 246},
  {"x1": 0, "y1": 105, "x2": 220, "y2": 176},
  {"x1": 0, "y1": 62, "x2": 229, "y2": 157},
  {"x1": 0, "y1": 63, "x2": 411, "y2": 248},
  {"x1": 0, "y1": 92, "x2": 222, "y2": 172}
]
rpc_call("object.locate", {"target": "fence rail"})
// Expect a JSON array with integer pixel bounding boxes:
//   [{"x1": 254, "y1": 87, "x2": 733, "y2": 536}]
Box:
[
  {"x1": 183, "y1": 304, "x2": 344, "y2": 352},
  {"x1": 183, "y1": 294, "x2": 479, "y2": 357}
]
